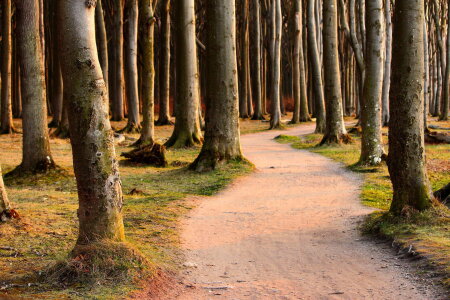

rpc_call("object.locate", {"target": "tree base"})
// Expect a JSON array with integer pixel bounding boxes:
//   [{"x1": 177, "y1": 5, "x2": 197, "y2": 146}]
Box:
[
  {"x1": 251, "y1": 114, "x2": 266, "y2": 121},
  {"x1": 0, "y1": 209, "x2": 20, "y2": 222},
  {"x1": 118, "y1": 122, "x2": 141, "y2": 134},
  {"x1": 0, "y1": 126, "x2": 18, "y2": 135},
  {"x1": 48, "y1": 119, "x2": 61, "y2": 129},
  {"x1": 319, "y1": 133, "x2": 352, "y2": 146},
  {"x1": 165, "y1": 132, "x2": 203, "y2": 149},
  {"x1": 42, "y1": 241, "x2": 151, "y2": 287},
  {"x1": 121, "y1": 143, "x2": 168, "y2": 167},
  {"x1": 434, "y1": 183, "x2": 450, "y2": 207},
  {"x1": 190, "y1": 151, "x2": 245, "y2": 173},
  {"x1": 5, "y1": 160, "x2": 57, "y2": 178},
  {"x1": 51, "y1": 126, "x2": 70, "y2": 139},
  {"x1": 155, "y1": 118, "x2": 174, "y2": 126}
]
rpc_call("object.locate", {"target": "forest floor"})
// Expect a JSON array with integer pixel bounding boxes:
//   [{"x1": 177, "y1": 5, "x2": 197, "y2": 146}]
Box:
[{"x1": 149, "y1": 122, "x2": 449, "y2": 300}]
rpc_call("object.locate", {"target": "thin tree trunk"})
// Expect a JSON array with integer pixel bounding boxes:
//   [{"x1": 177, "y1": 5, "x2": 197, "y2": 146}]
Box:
[
  {"x1": 191, "y1": 0, "x2": 243, "y2": 172},
  {"x1": 388, "y1": 0, "x2": 433, "y2": 215},
  {"x1": 440, "y1": 0, "x2": 450, "y2": 121},
  {"x1": 15, "y1": 0, "x2": 55, "y2": 173},
  {"x1": 122, "y1": 0, "x2": 141, "y2": 132},
  {"x1": 0, "y1": 165, "x2": 11, "y2": 214},
  {"x1": 239, "y1": 0, "x2": 250, "y2": 118},
  {"x1": 59, "y1": 0, "x2": 125, "y2": 244},
  {"x1": 320, "y1": 0, "x2": 348, "y2": 145},
  {"x1": 165, "y1": 0, "x2": 203, "y2": 148},
  {"x1": 49, "y1": 0, "x2": 63, "y2": 129},
  {"x1": 269, "y1": 0, "x2": 282, "y2": 129},
  {"x1": 111, "y1": 0, "x2": 125, "y2": 121},
  {"x1": 1, "y1": 0, "x2": 14, "y2": 134},
  {"x1": 359, "y1": 0, "x2": 384, "y2": 165},
  {"x1": 96, "y1": 0, "x2": 109, "y2": 90},
  {"x1": 156, "y1": 0, "x2": 172, "y2": 125},
  {"x1": 381, "y1": 0, "x2": 392, "y2": 127},
  {"x1": 251, "y1": 0, "x2": 264, "y2": 120}
]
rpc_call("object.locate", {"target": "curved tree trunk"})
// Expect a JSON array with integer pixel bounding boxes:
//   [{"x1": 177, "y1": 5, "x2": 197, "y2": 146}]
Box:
[
  {"x1": 122, "y1": 0, "x2": 141, "y2": 132},
  {"x1": 359, "y1": 0, "x2": 384, "y2": 165},
  {"x1": 269, "y1": 0, "x2": 282, "y2": 129},
  {"x1": 165, "y1": 0, "x2": 203, "y2": 148},
  {"x1": 191, "y1": 0, "x2": 243, "y2": 172},
  {"x1": 16, "y1": 0, "x2": 55, "y2": 173},
  {"x1": 1, "y1": 0, "x2": 14, "y2": 134},
  {"x1": 320, "y1": 0, "x2": 348, "y2": 145},
  {"x1": 156, "y1": 0, "x2": 173, "y2": 126},
  {"x1": 388, "y1": 0, "x2": 433, "y2": 215},
  {"x1": 307, "y1": 0, "x2": 326, "y2": 133},
  {"x1": 381, "y1": 0, "x2": 392, "y2": 127},
  {"x1": 59, "y1": 0, "x2": 125, "y2": 244}
]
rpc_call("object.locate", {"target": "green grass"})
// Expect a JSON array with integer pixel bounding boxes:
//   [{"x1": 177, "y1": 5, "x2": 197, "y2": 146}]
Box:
[{"x1": 276, "y1": 124, "x2": 450, "y2": 287}]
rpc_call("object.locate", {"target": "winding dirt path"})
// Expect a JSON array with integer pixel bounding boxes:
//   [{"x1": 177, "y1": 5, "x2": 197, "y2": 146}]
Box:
[{"x1": 172, "y1": 125, "x2": 445, "y2": 299}]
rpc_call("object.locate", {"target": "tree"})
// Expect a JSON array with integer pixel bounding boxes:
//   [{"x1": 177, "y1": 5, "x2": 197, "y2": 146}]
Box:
[
  {"x1": 320, "y1": 0, "x2": 348, "y2": 145},
  {"x1": 359, "y1": 0, "x2": 384, "y2": 165},
  {"x1": 381, "y1": 0, "x2": 392, "y2": 126},
  {"x1": 110, "y1": 0, "x2": 125, "y2": 121},
  {"x1": 388, "y1": 0, "x2": 433, "y2": 214},
  {"x1": 269, "y1": 0, "x2": 283, "y2": 129},
  {"x1": 250, "y1": 0, "x2": 264, "y2": 120},
  {"x1": 441, "y1": 0, "x2": 450, "y2": 121},
  {"x1": 307, "y1": 0, "x2": 326, "y2": 133},
  {"x1": 156, "y1": 0, "x2": 173, "y2": 126},
  {"x1": 96, "y1": 0, "x2": 109, "y2": 90},
  {"x1": 165, "y1": 0, "x2": 203, "y2": 148},
  {"x1": 1, "y1": 0, "x2": 15, "y2": 134},
  {"x1": 0, "y1": 165, "x2": 12, "y2": 219},
  {"x1": 59, "y1": 0, "x2": 125, "y2": 245},
  {"x1": 291, "y1": 0, "x2": 311, "y2": 124},
  {"x1": 190, "y1": 0, "x2": 244, "y2": 172},
  {"x1": 15, "y1": 0, "x2": 55, "y2": 173}
]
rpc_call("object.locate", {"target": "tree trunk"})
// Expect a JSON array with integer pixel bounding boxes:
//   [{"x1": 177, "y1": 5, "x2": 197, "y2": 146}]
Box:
[
  {"x1": 388, "y1": 0, "x2": 433, "y2": 215},
  {"x1": 440, "y1": 0, "x2": 450, "y2": 121},
  {"x1": 59, "y1": 0, "x2": 125, "y2": 244},
  {"x1": 165, "y1": 0, "x2": 203, "y2": 148},
  {"x1": 308, "y1": 0, "x2": 326, "y2": 133},
  {"x1": 190, "y1": 0, "x2": 243, "y2": 172},
  {"x1": 15, "y1": 0, "x2": 55, "y2": 173},
  {"x1": 122, "y1": 0, "x2": 141, "y2": 132},
  {"x1": 320, "y1": 0, "x2": 348, "y2": 145},
  {"x1": 136, "y1": 0, "x2": 156, "y2": 145},
  {"x1": 269, "y1": 0, "x2": 283, "y2": 129},
  {"x1": 381, "y1": 0, "x2": 392, "y2": 127},
  {"x1": 239, "y1": 0, "x2": 250, "y2": 118},
  {"x1": 0, "y1": 165, "x2": 11, "y2": 214},
  {"x1": 359, "y1": 0, "x2": 384, "y2": 165},
  {"x1": 250, "y1": 0, "x2": 264, "y2": 120},
  {"x1": 49, "y1": 0, "x2": 63, "y2": 128},
  {"x1": 1, "y1": 0, "x2": 14, "y2": 134},
  {"x1": 111, "y1": 0, "x2": 125, "y2": 121},
  {"x1": 96, "y1": 0, "x2": 109, "y2": 90},
  {"x1": 156, "y1": 0, "x2": 173, "y2": 126}
]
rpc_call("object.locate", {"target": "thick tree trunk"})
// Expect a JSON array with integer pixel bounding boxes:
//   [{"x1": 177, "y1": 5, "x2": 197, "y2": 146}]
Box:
[
  {"x1": 191, "y1": 0, "x2": 243, "y2": 172},
  {"x1": 388, "y1": 0, "x2": 433, "y2": 215},
  {"x1": 59, "y1": 0, "x2": 125, "y2": 244},
  {"x1": 96, "y1": 0, "x2": 109, "y2": 90},
  {"x1": 122, "y1": 0, "x2": 141, "y2": 132},
  {"x1": 320, "y1": 0, "x2": 348, "y2": 145},
  {"x1": 308, "y1": 0, "x2": 326, "y2": 133},
  {"x1": 1, "y1": 0, "x2": 14, "y2": 134},
  {"x1": 269, "y1": 0, "x2": 282, "y2": 129},
  {"x1": 381, "y1": 0, "x2": 392, "y2": 127},
  {"x1": 156, "y1": 0, "x2": 173, "y2": 126},
  {"x1": 137, "y1": 0, "x2": 156, "y2": 145},
  {"x1": 359, "y1": 0, "x2": 384, "y2": 165},
  {"x1": 15, "y1": 0, "x2": 55, "y2": 173},
  {"x1": 165, "y1": 0, "x2": 203, "y2": 148},
  {"x1": 111, "y1": 0, "x2": 125, "y2": 121}
]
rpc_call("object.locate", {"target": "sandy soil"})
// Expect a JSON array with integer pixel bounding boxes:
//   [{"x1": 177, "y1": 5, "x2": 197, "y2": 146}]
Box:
[{"x1": 167, "y1": 125, "x2": 447, "y2": 300}]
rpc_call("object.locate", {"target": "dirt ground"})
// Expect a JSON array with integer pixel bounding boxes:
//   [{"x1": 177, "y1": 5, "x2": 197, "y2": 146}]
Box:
[{"x1": 162, "y1": 124, "x2": 448, "y2": 300}]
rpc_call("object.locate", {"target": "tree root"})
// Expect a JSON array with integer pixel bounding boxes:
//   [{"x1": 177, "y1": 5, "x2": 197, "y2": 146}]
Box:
[
  {"x1": 319, "y1": 133, "x2": 352, "y2": 146},
  {"x1": 121, "y1": 143, "x2": 168, "y2": 167},
  {"x1": 425, "y1": 132, "x2": 450, "y2": 144},
  {"x1": 434, "y1": 183, "x2": 450, "y2": 207},
  {"x1": 5, "y1": 160, "x2": 57, "y2": 178},
  {"x1": 155, "y1": 118, "x2": 174, "y2": 126},
  {"x1": 51, "y1": 126, "x2": 70, "y2": 139},
  {"x1": 118, "y1": 122, "x2": 141, "y2": 134},
  {"x1": 0, "y1": 209, "x2": 20, "y2": 222}
]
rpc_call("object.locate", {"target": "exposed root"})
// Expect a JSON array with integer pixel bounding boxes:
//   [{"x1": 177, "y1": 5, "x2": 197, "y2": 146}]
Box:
[
  {"x1": 42, "y1": 241, "x2": 152, "y2": 287},
  {"x1": 165, "y1": 132, "x2": 203, "y2": 149},
  {"x1": 0, "y1": 209, "x2": 20, "y2": 222},
  {"x1": 425, "y1": 132, "x2": 450, "y2": 144},
  {"x1": 190, "y1": 151, "x2": 245, "y2": 173},
  {"x1": 0, "y1": 126, "x2": 19, "y2": 135},
  {"x1": 118, "y1": 122, "x2": 141, "y2": 134},
  {"x1": 434, "y1": 183, "x2": 450, "y2": 207},
  {"x1": 5, "y1": 160, "x2": 57, "y2": 178},
  {"x1": 319, "y1": 133, "x2": 352, "y2": 146},
  {"x1": 48, "y1": 119, "x2": 61, "y2": 129},
  {"x1": 51, "y1": 126, "x2": 70, "y2": 139},
  {"x1": 251, "y1": 114, "x2": 266, "y2": 121},
  {"x1": 121, "y1": 143, "x2": 168, "y2": 167},
  {"x1": 155, "y1": 118, "x2": 174, "y2": 126}
]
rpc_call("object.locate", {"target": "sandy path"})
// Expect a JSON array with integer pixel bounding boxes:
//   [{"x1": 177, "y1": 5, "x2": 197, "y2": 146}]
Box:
[{"x1": 172, "y1": 125, "x2": 445, "y2": 300}]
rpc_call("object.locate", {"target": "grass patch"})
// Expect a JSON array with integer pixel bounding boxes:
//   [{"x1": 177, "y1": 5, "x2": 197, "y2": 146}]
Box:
[
  {"x1": 0, "y1": 119, "x2": 255, "y2": 299},
  {"x1": 276, "y1": 119, "x2": 450, "y2": 287}
]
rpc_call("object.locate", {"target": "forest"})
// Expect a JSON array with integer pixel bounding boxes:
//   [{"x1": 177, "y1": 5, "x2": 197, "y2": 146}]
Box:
[{"x1": 0, "y1": 0, "x2": 449, "y2": 299}]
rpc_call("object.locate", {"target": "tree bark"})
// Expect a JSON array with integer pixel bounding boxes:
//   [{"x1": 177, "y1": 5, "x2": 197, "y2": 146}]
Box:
[
  {"x1": 59, "y1": 0, "x2": 125, "y2": 244},
  {"x1": 111, "y1": 0, "x2": 125, "y2": 121},
  {"x1": 165, "y1": 0, "x2": 203, "y2": 148},
  {"x1": 190, "y1": 0, "x2": 243, "y2": 172},
  {"x1": 250, "y1": 0, "x2": 264, "y2": 120},
  {"x1": 96, "y1": 0, "x2": 109, "y2": 90},
  {"x1": 1, "y1": 0, "x2": 14, "y2": 134},
  {"x1": 440, "y1": 0, "x2": 450, "y2": 121},
  {"x1": 269, "y1": 0, "x2": 283, "y2": 129},
  {"x1": 0, "y1": 165, "x2": 11, "y2": 213},
  {"x1": 239, "y1": 0, "x2": 250, "y2": 118},
  {"x1": 156, "y1": 0, "x2": 173, "y2": 126},
  {"x1": 122, "y1": 0, "x2": 141, "y2": 132},
  {"x1": 320, "y1": 0, "x2": 348, "y2": 145},
  {"x1": 308, "y1": 0, "x2": 326, "y2": 133},
  {"x1": 381, "y1": 0, "x2": 392, "y2": 127},
  {"x1": 359, "y1": 0, "x2": 384, "y2": 165},
  {"x1": 388, "y1": 0, "x2": 433, "y2": 214},
  {"x1": 15, "y1": 0, "x2": 55, "y2": 173}
]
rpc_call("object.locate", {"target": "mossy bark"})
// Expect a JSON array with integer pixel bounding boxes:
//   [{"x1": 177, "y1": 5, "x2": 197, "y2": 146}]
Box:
[
  {"x1": 359, "y1": 0, "x2": 384, "y2": 165},
  {"x1": 59, "y1": 0, "x2": 125, "y2": 244},
  {"x1": 165, "y1": 0, "x2": 203, "y2": 148},
  {"x1": 388, "y1": 0, "x2": 433, "y2": 215},
  {"x1": 320, "y1": 0, "x2": 348, "y2": 145},
  {"x1": 191, "y1": 0, "x2": 243, "y2": 172},
  {"x1": 16, "y1": 0, "x2": 55, "y2": 173}
]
